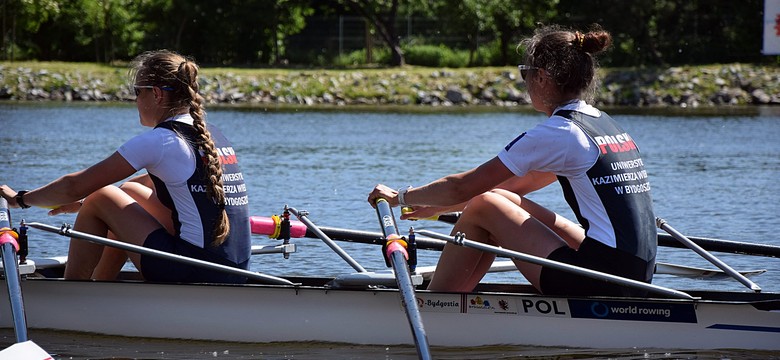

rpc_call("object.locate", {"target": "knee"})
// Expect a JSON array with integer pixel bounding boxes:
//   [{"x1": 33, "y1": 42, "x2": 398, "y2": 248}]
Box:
[
  {"x1": 119, "y1": 181, "x2": 148, "y2": 197},
  {"x1": 463, "y1": 191, "x2": 514, "y2": 216},
  {"x1": 80, "y1": 185, "x2": 125, "y2": 209}
]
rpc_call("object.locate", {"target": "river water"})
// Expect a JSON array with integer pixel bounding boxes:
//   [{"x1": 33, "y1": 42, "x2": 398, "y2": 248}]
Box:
[{"x1": 0, "y1": 103, "x2": 779, "y2": 359}]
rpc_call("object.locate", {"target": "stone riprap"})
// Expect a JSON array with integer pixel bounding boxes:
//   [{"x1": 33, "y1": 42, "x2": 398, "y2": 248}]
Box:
[{"x1": 1, "y1": 63, "x2": 778, "y2": 108}]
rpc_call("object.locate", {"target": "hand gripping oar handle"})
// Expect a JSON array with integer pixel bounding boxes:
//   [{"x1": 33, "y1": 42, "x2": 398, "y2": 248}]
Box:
[
  {"x1": 0, "y1": 198, "x2": 28, "y2": 343},
  {"x1": 374, "y1": 198, "x2": 432, "y2": 360},
  {"x1": 657, "y1": 217, "x2": 761, "y2": 292}
]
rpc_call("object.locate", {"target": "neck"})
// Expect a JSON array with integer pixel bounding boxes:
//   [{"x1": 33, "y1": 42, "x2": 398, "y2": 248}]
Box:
[{"x1": 556, "y1": 98, "x2": 579, "y2": 108}]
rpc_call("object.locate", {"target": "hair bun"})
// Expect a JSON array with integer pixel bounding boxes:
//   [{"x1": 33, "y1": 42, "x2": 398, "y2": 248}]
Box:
[{"x1": 581, "y1": 30, "x2": 612, "y2": 54}]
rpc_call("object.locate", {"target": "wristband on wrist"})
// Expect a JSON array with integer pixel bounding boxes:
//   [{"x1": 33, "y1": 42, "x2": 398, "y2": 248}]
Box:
[
  {"x1": 15, "y1": 190, "x2": 31, "y2": 209},
  {"x1": 397, "y1": 186, "x2": 412, "y2": 206}
]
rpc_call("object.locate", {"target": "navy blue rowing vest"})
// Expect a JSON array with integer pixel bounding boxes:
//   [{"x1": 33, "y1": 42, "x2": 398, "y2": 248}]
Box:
[
  {"x1": 151, "y1": 120, "x2": 250, "y2": 266},
  {"x1": 554, "y1": 110, "x2": 656, "y2": 268}
]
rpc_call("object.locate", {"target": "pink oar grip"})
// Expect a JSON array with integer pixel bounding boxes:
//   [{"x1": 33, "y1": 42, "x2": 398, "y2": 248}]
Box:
[
  {"x1": 249, "y1": 216, "x2": 307, "y2": 238},
  {"x1": 0, "y1": 232, "x2": 19, "y2": 252},
  {"x1": 385, "y1": 241, "x2": 408, "y2": 261}
]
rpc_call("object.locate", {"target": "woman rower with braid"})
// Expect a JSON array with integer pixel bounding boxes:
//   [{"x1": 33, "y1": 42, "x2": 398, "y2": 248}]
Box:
[{"x1": 0, "y1": 50, "x2": 251, "y2": 283}]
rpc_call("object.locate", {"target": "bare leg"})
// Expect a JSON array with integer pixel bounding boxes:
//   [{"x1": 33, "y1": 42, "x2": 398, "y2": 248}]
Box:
[
  {"x1": 427, "y1": 191, "x2": 573, "y2": 292},
  {"x1": 91, "y1": 231, "x2": 126, "y2": 280},
  {"x1": 64, "y1": 185, "x2": 163, "y2": 280},
  {"x1": 490, "y1": 189, "x2": 585, "y2": 249},
  {"x1": 91, "y1": 181, "x2": 174, "y2": 280}
]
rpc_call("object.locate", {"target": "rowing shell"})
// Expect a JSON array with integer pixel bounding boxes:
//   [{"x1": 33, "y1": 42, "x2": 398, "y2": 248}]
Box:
[{"x1": 0, "y1": 264, "x2": 778, "y2": 350}]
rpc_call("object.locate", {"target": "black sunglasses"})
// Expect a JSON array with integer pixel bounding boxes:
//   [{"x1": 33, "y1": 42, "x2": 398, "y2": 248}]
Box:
[
  {"x1": 518, "y1": 65, "x2": 540, "y2": 80},
  {"x1": 133, "y1": 85, "x2": 175, "y2": 97}
]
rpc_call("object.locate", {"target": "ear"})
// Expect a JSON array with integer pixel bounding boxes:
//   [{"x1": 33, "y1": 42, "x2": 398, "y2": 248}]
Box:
[
  {"x1": 535, "y1": 69, "x2": 548, "y2": 84},
  {"x1": 153, "y1": 87, "x2": 164, "y2": 104}
]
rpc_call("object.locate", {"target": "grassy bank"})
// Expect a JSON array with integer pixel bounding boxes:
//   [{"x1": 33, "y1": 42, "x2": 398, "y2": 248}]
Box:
[{"x1": 1, "y1": 61, "x2": 779, "y2": 108}]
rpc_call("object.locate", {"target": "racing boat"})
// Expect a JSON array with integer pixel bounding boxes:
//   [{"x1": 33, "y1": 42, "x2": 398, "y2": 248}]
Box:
[{"x1": 0, "y1": 206, "x2": 778, "y2": 352}]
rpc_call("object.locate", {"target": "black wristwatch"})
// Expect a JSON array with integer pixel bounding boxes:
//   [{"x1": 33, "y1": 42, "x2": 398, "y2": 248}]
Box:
[{"x1": 15, "y1": 191, "x2": 31, "y2": 209}]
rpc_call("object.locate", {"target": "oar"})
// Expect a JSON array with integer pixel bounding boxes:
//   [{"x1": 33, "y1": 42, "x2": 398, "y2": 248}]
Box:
[
  {"x1": 415, "y1": 260, "x2": 765, "y2": 281},
  {"x1": 414, "y1": 229, "x2": 693, "y2": 300},
  {"x1": 419, "y1": 211, "x2": 780, "y2": 258},
  {"x1": 0, "y1": 199, "x2": 28, "y2": 343},
  {"x1": 657, "y1": 217, "x2": 761, "y2": 292},
  {"x1": 654, "y1": 262, "x2": 765, "y2": 278},
  {"x1": 251, "y1": 215, "x2": 448, "y2": 250},
  {"x1": 285, "y1": 206, "x2": 367, "y2": 273},
  {"x1": 374, "y1": 198, "x2": 431, "y2": 360},
  {"x1": 26, "y1": 222, "x2": 295, "y2": 286},
  {"x1": 249, "y1": 216, "x2": 764, "y2": 277}
]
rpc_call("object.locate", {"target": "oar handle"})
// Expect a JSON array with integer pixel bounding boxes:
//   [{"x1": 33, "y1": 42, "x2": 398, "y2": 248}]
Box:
[
  {"x1": 250, "y1": 215, "x2": 308, "y2": 239},
  {"x1": 376, "y1": 198, "x2": 408, "y2": 266},
  {"x1": 376, "y1": 199, "x2": 400, "y2": 237}
]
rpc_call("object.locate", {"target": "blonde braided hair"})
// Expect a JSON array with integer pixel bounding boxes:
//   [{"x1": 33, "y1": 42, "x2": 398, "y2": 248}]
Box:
[{"x1": 132, "y1": 50, "x2": 230, "y2": 246}]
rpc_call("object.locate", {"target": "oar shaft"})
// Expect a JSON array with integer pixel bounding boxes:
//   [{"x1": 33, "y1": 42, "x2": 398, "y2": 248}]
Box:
[
  {"x1": 0, "y1": 198, "x2": 28, "y2": 343},
  {"x1": 657, "y1": 217, "x2": 761, "y2": 292},
  {"x1": 657, "y1": 234, "x2": 780, "y2": 258},
  {"x1": 415, "y1": 229, "x2": 694, "y2": 300},
  {"x1": 286, "y1": 207, "x2": 367, "y2": 273},
  {"x1": 375, "y1": 199, "x2": 431, "y2": 360},
  {"x1": 27, "y1": 222, "x2": 294, "y2": 286},
  {"x1": 389, "y1": 249, "x2": 429, "y2": 352},
  {"x1": 0, "y1": 241, "x2": 27, "y2": 342},
  {"x1": 308, "y1": 226, "x2": 447, "y2": 250},
  {"x1": 251, "y1": 219, "x2": 757, "y2": 278}
]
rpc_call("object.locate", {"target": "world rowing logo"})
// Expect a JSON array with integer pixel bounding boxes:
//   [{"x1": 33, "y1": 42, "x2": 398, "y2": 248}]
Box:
[{"x1": 591, "y1": 302, "x2": 610, "y2": 318}]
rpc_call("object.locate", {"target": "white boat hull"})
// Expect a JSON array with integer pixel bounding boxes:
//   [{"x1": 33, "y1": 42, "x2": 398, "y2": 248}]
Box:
[{"x1": 1, "y1": 277, "x2": 778, "y2": 350}]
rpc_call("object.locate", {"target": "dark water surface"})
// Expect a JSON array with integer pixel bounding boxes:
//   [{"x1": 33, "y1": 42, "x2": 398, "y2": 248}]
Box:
[{"x1": 1, "y1": 103, "x2": 779, "y2": 359}]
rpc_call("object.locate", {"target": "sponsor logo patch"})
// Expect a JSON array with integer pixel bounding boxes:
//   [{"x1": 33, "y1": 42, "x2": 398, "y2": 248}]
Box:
[{"x1": 568, "y1": 299, "x2": 697, "y2": 323}]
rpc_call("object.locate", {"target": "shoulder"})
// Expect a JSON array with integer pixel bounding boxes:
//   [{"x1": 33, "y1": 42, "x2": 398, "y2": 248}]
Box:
[{"x1": 122, "y1": 128, "x2": 167, "y2": 150}]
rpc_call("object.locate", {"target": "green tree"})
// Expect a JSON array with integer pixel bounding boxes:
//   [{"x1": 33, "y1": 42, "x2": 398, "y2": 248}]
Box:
[
  {"x1": 336, "y1": 0, "x2": 407, "y2": 66},
  {"x1": 430, "y1": 0, "x2": 558, "y2": 66},
  {"x1": 78, "y1": 0, "x2": 143, "y2": 62},
  {"x1": 3, "y1": 0, "x2": 142, "y2": 62},
  {"x1": 556, "y1": 0, "x2": 764, "y2": 66},
  {"x1": 482, "y1": 1, "x2": 558, "y2": 65},
  {"x1": 2, "y1": 0, "x2": 62, "y2": 59},
  {"x1": 136, "y1": 0, "x2": 312, "y2": 65}
]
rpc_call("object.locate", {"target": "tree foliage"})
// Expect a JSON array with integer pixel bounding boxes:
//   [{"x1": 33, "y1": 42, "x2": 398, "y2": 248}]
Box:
[{"x1": 0, "y1": 0, "x2": 769, "y2": 66}]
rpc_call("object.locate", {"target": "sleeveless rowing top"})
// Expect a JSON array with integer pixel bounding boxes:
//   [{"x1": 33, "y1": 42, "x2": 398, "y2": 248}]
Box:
[
  {"x1": 554, "y1": 109, "x2": 656, "y2": 269},
  {"x1": 151, "y1": 120, "x2": 251, "y2": 266}
]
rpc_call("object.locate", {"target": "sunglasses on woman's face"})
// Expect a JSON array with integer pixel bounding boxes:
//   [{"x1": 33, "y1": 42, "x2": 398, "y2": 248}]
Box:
[
  {"x1": 133, "y1": 85, "x2": 155, "y2": 96},
  {"x1": 133, "y1": 85, "x2": 175, "y2": 97},
  {"x1": 518, "y1": 65, "x2": 540, "y2": 80}
]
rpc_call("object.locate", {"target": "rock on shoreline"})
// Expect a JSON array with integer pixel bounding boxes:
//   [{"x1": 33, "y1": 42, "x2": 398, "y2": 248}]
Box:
[{"x1": 1, "y1": 63, "x2": 779, "y2": 107}]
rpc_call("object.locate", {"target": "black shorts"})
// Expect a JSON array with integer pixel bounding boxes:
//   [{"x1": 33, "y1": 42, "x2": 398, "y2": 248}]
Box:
[
  {"x1": 539, "y1": 237, "x2": 653, "y2": 297},
  {"x1": 141, "y1": 228, "x2": 248, "y2": 284}
]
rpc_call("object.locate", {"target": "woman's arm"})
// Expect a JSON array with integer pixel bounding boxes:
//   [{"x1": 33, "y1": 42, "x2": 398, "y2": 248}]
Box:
[
  {"x1": 369, "y1": 156, "x2": 514, "y2": 208},
  {"x1": 6, "y1": 152, "x2": 137, "y2": 208},
  {"x1": 494, "y1": 170, "x2": 557, "y2": 196}
]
